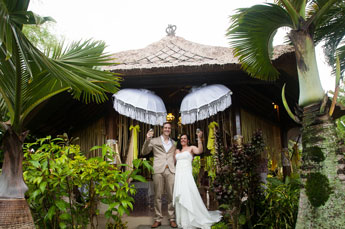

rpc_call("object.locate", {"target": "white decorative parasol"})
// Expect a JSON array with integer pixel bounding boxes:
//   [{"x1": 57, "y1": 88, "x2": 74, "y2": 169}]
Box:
[
  {"x1": 113, "y1": 88, "x2": 167, "y2": 126},
  {"x1": 180, "y1": 84, "x2": 232, "y2": 124}
]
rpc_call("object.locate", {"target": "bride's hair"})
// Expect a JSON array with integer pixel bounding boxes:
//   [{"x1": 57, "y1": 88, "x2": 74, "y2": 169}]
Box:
[{"x1": 176, "y1": 133, "x2": 190, "y2": 150}]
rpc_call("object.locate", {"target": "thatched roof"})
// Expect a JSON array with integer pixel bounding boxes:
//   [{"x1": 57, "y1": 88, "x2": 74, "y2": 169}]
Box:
[
  {"x1": 27, "y1": 35, "x2": 300, "y2": 136},
  {"x1": 105, "y1": 35, "x2": 294, "y2": 74}
]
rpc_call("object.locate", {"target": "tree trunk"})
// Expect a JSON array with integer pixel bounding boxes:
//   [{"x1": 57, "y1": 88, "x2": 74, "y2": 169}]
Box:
[
  {"x1": 0, "y1": 125, "x2": 28, "y2": 198},
  {"x1": 281, "y1": 147, "x2": 291, "y2": 180},
  {"x1": 0, "y1": 125, "x2": 34, "y2": 228},
  {"x1": 295, "y1": 103, "x2": 345, "y2": 228},
  {"x1": 289, "y1": 30, "x2": 324, "y2": 107}
]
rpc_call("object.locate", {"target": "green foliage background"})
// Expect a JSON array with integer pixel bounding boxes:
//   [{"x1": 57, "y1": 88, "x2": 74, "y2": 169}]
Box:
[{"x1": 23, "y1": 135, "x2": 152, "y2": 228}]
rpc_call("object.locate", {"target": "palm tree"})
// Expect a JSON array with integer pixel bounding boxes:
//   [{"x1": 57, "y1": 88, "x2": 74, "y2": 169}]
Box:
[
  {"x1": 0, "y1": 0, "x2": 120, "y2": 227},
  {"x1": 227, "y1": 0, "x2": 345, "y2": 228}
]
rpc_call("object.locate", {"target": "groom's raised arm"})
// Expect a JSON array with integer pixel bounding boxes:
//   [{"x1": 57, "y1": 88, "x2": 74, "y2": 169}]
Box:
[
  {"x1": 141, "y1": 138, "x2": 153, "y2": 156},
  {"x1": 141, "y1": 129, "x2": 154, "y2": 156}
]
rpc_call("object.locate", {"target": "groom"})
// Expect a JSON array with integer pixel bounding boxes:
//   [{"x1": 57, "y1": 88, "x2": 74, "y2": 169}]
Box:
[{"x1": 141, "y1": 122, "x2": 177, "y2": 228}]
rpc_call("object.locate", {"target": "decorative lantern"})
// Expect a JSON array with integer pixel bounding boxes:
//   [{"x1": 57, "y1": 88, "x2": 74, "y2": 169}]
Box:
[
  {"x1": 178, "y1": 116, "x2": 182, "y2": 126},
  {"x1": 166, "y1": 113, "x2": 175, "y2": 122}
]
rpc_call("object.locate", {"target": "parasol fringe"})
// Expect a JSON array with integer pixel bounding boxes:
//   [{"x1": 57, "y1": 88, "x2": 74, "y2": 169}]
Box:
[
  {"x1": 181, "y1": 91, "x2": 232, "y2": 124},
  {"x1": 113, "y1": 98, "x2": 167, "y2": 126}
]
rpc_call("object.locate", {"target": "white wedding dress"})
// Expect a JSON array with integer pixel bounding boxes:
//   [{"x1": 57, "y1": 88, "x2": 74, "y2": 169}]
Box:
[{"x1": 173, "y1": 151, "x2": 222, "y2": 229}]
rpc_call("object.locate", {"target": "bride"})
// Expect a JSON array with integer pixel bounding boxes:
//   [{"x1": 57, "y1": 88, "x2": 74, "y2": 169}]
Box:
[{"x1": 173, "y1": 132, "x2": 222, "y2": 229}]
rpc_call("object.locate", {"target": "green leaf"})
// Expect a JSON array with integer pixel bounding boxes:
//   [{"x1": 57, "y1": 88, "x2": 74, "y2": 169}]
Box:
[
  {"x1": 313, "y1": 1, "x2": 345, "y2": 71},
  {"x1": 239, "y1": 214, "x2": 246, "y2": 225},
  {"x1": 46, "y1": 206, "x2": 56, "y2": 221},
  {"x1": 59, "y1": 213, "x2": 71, "y2": 220},
  {"x1": 142, "y1": 160, "x2": 153, "y2": 172},
  {"x1": 90, "y1": 145, "x2": 102, "y2": 151},
  {"x1": 281, "y1": 83, "x2": 300, "y2": 123},
  {"x1": 31, "y1": 189, "x2": 41, "y2": 200},
  {"x1": 280, "y1": 0, "x2": 301, "y2": 26},
  {"x1": 56, "y1": 199, "x2": 68, "y2": 211},
  {"x1": 127, "y1": 201, "x2": 133, "y2": 210},
  {"x1": 109, "y1": 183, "x2": 115, "y2": 190},
  {"x1": 312, "y1": 0, "x2": 339, "y2": 30},
  {"x1": 30, "y1": 160, "x2": 41, "y2": 168},
  {"x1": 129, "y1": 188, "x2": 136, "y2": 195},
  {"x1": 132, "y1": 159, "x2": 141, "y2": 168},
  {"x1": 108, "y1": 202, "x2": 119, "y2": 210},
  {"x1": 39, "y1": 181, "x2": 47, "y2": 193},
  {"x1": 218, "y1": 204, "x2": 230, "y2": 210},
  {"x1": 132, "y1": 175, "x2": 146, "y2": 183},
  {"x1": 117, "y1": 205, "x2": 125, "y2": 216},
  {"x1": 34, "y1": 176, "x2": 43, "y2": 184},
  {"x1": 336, "y1": 55, "x2": 340, "y2": 87},
  {"x1": 59, "y1": 222, "x2": 67, "y2": 229},
  {"x1": 121, "y1": 200, "x2": 128, "y2": 208},
  {"x1": 104, "y1": 210, "x2": 113, "y2": 219}
]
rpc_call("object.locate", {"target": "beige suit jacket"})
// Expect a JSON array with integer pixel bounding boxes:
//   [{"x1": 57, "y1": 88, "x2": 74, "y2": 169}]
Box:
[{"x1": 141, "y1": 136, "x2": 176, "y2": 174}]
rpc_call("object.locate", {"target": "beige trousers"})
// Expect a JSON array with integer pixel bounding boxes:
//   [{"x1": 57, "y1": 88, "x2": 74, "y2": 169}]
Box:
[{"x1": 152, "y1": 167, "x2": 175, "y2": 222}]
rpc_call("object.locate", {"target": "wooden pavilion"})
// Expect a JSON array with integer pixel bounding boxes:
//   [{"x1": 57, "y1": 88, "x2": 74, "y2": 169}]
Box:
[{"x1": 27, "y1": 29, "x2": 300, "y2": 165}]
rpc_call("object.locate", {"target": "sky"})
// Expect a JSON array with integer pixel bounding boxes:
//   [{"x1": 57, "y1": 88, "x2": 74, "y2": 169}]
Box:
[{"x1": 28, "y1": 0, "x2": 334, "y2": 91}]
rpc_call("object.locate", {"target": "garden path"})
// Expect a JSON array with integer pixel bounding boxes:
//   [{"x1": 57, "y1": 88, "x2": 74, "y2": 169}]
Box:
[{"x1": 96, "y1": 181, "x2": 171, "y2": 228}]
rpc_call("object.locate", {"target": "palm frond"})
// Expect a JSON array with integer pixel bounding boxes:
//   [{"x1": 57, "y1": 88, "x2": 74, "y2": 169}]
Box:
[
  {"x1": 275, "y1": 0, "x2": 307, "y2": 11},
  {"x1": 289, "y1": 0, "x2": 308, "y2": 18},
  {"x1": 1, "y1": 0, "x2": 121, "y2": 130},
  {"x1": 5, "y1": 0, "x2": 30, "y2": 12},
  {"x1": 313, "y1": 1, "x2": 345, "y2": 70},
  {"x1": 0, "y1": 91, "x2": 9, "y2": 122},
  {"x1": 0, "y1": 45, "x2": 16, "y2": 119},
  {"x1": 11, "y1": 10, "x2": 54, "y2": 27},
  {"x1": 336, "y1": 43, "x2": 345, "y2": 78},
  {"x1": 0, "y1": 0, "x2": 54, "y2": 59},
  {"x1": 227, "y1": 3, "x2": 293, "y2": 81},
  {"x1": 0, "y1": 1, "x2": 14, "y2": 59},
  {"x1": 19, "y1": 38, "x2": 120, "y2": 123},
  {"x1": 279, "y1": 0, "x2": 302, "y2": 25},
  {"x1": 306, "y1": 0, "x2": 339, "y2": 30},
  {"x1": 309, "y1": 0, "x2": 334, "y2": 11}
]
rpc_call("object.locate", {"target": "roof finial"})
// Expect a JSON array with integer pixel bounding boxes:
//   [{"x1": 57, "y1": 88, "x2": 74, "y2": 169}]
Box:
[{"x1": 166, "y1": 24, "x2": 177, "y2": 36}]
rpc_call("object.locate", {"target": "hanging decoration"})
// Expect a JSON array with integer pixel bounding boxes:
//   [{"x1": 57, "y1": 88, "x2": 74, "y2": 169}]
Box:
[
  {"x1": 207, "y1": 121, "x2": 219, "y2": 154},
  {"x1": 125, "y1": 125, "x2": 140, "y2": 170}
]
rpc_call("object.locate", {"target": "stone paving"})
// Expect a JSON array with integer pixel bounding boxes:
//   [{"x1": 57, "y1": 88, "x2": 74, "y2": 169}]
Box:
[
  {"x1": 95, "y1": 181, "x2": 172, "y2": 229},
  {"x1": 95, "y1": 181, "x2": 215, "y2": 228},
  {"x1": 124, "y1": 216, "x2": 171, "y2": 229},
  {"x1": 96, "y1": 215, "x2": 172, "y2": 229}
]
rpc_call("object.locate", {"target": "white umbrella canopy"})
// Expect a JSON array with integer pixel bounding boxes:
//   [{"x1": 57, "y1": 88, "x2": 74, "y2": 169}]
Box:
[
  {"x1": 113, "y1": 88, "x2": 167, "y2": 126},
  {"x1": 180, "y1": 84, "x2": 232, "y2": 124}
]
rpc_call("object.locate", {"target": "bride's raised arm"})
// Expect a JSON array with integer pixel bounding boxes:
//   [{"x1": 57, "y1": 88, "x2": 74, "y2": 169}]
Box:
[{"x1": 191, "y1": 131, "x2": 203, "y2": 155}]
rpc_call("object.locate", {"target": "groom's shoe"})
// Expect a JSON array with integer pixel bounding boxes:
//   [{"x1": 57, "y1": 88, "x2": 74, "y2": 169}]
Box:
[
  {"x1": 151, "y1": 221, "x2": 161, "y2": 228},
  {"x1": 170, "y1": 221, "x2": 178, "y2": 228}
]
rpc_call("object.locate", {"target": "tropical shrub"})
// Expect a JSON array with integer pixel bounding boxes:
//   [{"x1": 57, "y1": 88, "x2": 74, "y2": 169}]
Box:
[
  {"x1": 334, "y1": 86, "x2": 345, "y2": 141},
  {"x1": 23, "y1": 135, "x2": 152, "y2": 229},
  {"x1": 211, "y1": 130, "x2": 265, "y2": 229},
  {"x1": 192, "y1": 155, "x2": 201, "y2": 183},
  {"x1": 255, "y1": 176, "x2": 301, "y2": 229},
  {"x1": 211, "y1": 221, "x2": 229, "y2": 229}
]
